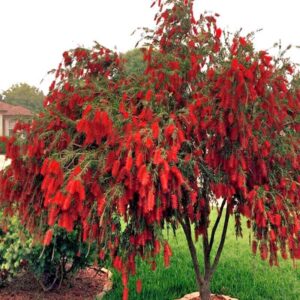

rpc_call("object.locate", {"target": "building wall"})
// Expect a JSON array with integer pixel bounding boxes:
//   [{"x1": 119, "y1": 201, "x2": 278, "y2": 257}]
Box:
[
  {"x1": 0, "y1": 114, "x2": 3, "y2": 136},
  {"x1": 3, "y1": 116, "x2": 16, "y2": 136}
]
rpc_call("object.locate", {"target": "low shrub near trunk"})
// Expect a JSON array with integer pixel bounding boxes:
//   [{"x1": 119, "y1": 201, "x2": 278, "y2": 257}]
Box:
[{"x1": 0, "y1": 212, "x2": 97, "y2": 290}]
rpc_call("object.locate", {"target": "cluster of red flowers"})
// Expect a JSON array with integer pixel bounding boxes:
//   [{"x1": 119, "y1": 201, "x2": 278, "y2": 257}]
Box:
[{"x1": 0, "y1": 0, "x2": 299, "y2": 299}]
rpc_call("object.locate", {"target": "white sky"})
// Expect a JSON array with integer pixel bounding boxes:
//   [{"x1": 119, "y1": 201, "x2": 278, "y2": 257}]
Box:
[{"x1": 1, "y1": 0, "x2": 300, "y2": 94}]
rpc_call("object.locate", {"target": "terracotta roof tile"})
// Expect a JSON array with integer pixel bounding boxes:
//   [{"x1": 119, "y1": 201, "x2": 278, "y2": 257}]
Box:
[{"x1": 0, "y1": 102, "x2": 32, "y2": 116}]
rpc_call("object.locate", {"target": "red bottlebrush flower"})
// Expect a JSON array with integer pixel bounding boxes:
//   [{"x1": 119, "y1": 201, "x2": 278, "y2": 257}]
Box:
[
  {"x1": 227, "y1": 112, "x2": 234, "y2": 125},
  {"x1": 145, "y1": 89, "x2": 153, "y2": 101},
  {"x1": 257, "y1": 199, "x2": 264, "y2": 213},
  {"x1": 167, "y1": 146, "x2": 179, "y2": 163},
  {"x1": 153, "y1": 148, "x2": 163, "y2": 165},
  {"x1": 41, "y1": 158, "x2": 49, "y2": 175},
  {"x1": 113, "y1": 256, "x2": 123, "y2": 272},
  {"x1": 270, "y1": 229, "x2": 276, "y2": 241},
  {"x1": 252, "y1": 137, "x2": 259, "y2": 153},
  {"x1": 260, "y1": 243, "x2": 268, "y2": 260},
  {"x1": 240, "y1": 155, "x2": 247, "y2": 170},
  {"x1": 59, "y1": 213, "x2": 74, "y2": 232},
  {"x1": 273, "y1": 214, "x2": 281, "y2": 227},
  {"x1": 138, "y1": 164, "x2": 150, "y2": 186},
  {"x1": 53, "y1": 191, "x2": 64, "y2": 206},
  {"x1": 151, "y1": 122, "x2": 160, "y2": 139},
  {"x1": 231, "y1": 59, "x2": 239, "y2": 71},
  {"x1": 258, "y1": 159, "x2": 268, "y2": 178},
  {"x1": 63, "y1": 51, "x2": 72, "y2": 65},
  {"x1": 207, "y1": 68, "x2": 215, "y2": 79},
  {"x1": 145, "y1": 137, "x2": 154, "y2": 149},
  {"x1": 112, "y1": 160, "x2": 121, "y2": 177},
  {"x1": 171, "y1": 166, "x2": 184, "y2": 185},
  {"x1": 82, "y1": 104, "x2": 92, "y2": 117},
  {"x1": 48, "y1": 207, "x2": 58, "y2": 226},
  {"x1": 118, "y1": 197, "x2": 127, "y2": 215},
  {"x1": 189, "y1": 191, "x2": 197, "y2": 205},
  {"x1": 171, "y1": 194, "x2": 178, "y2": 210},
  {"x1": 230, "y1": 126, "x2": 238, "y2": 141},
  {"x1": 163, "y1": 242, "x2": 172, "y2": 267},
  {"x1": 119, "y1": 102, "x2": 129, "y2": 118},
  {"x1": 237, "y1": 173, "x2": 245, "y2": 189},
  {"x1": 239, "y1": 37, "x2": 247, "y2": 47},
  {"x1": 75, "y1": 180, "x2": 86, "y2": 201},
  {"x1": 125, "y1": 151, "x2": 133, "y2": 171},
  {"x1": 154, "y1": 240, "x2": 161, "y2": 254},
  {"x1": 135, "y1": 152, "x2": 144, "y2": 167},
  {"x1": 99, "y1": 249, "x2": 105, "y2": 260},
  {"x1": 43, "y1": 229, "x2": 53, "y2": 246},
  {"x1": 122, "y1": 271, "x2": 128, "y2": 287},
  {"x1": 215, "y1": 28, "x2": 222, "y2": 39},
  {"x1": 66, "y1": 180, "x2": 76, "y2": 194},
  {"x1": 122, "y1": 287, "x2": 129, "y2": 300},
  {"x1": 168, "y1": 61, "x2": 180, "y2": 70},
  {"x1": 217, "y1": 120, "x2": 226, "y2": 136},
  {"x1": 228, "y1": 154, "x2": 236, "y2": 169},
  {"x1": 136, "y1": 279, "x2": 142, "y2": 294},
  {"x1": 159, "y1": 169, "x2": 168, "y2": 192},
  {"x1": 97, "y1": 196, "x2": 106, "y2": 216},
  {"x1": 147, "y1": 189, "x2": 155, "y2": 212},
  {"x1": 62, "y1": 195, "x2": 72, "y2": 211},
  {"x1": 49, "y1": 160, "x2": 61, "y2": 175},
  {"x1": 164, "y1": 124, "x2": 176, "y2": 139}
]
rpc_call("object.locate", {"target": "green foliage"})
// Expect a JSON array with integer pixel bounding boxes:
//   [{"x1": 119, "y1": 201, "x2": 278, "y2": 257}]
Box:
[
  {"x1": 0, "y1": 213, "x2": 97, "y2": 290},
  {"x1": 2, "y1": 83, "x2": 44, "y2": 112},
  {"x1": 0, "y1": 214, "x2": 32, "y2": 286},
  {"x1": 0, "y1": 141, "x2": 5, "y2": 154},
  {"x1": 122, "y1": 49, "x2": 146, "y2": 77},
  {"x1": 26, "y1": 226, "x2": 97, "y2": 290}
]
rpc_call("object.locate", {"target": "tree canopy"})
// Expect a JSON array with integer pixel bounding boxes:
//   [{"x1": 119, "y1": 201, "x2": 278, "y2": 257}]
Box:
[
  {"x1": 0, "y1": 1, "x2": 299, "y2": 299},
  {"x1": 122, "y1": 48, "x2": 146, "y2": 77},
  {"x1": 2, "y1": 83, "x2": 44, "y2": 112}
]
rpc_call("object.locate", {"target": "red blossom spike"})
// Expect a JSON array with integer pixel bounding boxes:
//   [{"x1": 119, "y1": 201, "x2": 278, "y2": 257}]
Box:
[{"x1": 43, "y1": 229, "x2": 53, "y2": 246}]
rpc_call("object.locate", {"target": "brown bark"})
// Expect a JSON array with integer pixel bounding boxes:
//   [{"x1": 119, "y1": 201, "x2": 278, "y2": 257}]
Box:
[
  {"x1": 200, "y1": 280, "x2": 211, "y2": 300},
  {"x1": 180, "y1": 202, "x2": 231, "y2": 300},
  {"x1": 179, "y1": 216, "x2": 203, "y2": 292}
]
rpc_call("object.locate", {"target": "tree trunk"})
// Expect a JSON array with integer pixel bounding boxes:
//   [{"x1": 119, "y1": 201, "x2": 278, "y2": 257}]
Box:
[
  {"x1": 180, "y1": 216, "x2": 203, "y2": 293},
  {"x1": 200, "y1": 280, "x2": 211, "y2": 300},
  {"x1": 180, "y1": 203, "x2": 231, "y2": 300}
]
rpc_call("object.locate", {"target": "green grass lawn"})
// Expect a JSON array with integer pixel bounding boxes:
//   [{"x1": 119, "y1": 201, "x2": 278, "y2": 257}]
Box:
[{"x1": 102, "y1": 210, "x2": 300, "y2": 300}]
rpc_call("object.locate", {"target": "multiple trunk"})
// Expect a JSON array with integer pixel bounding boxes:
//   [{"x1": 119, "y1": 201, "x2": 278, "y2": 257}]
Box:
[{"x1": 180, "y1": 199, "x2": 230, "y2": 300}]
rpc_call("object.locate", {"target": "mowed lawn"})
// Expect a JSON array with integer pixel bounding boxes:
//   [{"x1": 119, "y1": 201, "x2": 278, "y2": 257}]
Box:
[{"x1": 103, "y1": 209, "x2": 300, "y2": 300}]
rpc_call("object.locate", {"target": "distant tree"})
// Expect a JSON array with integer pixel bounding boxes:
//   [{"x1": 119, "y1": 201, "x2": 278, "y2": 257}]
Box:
[
  {"x1": 122, "y1": 48, "x2": 146, "y2": 77},
  {"x1": 2, "y1": 83, "x2": 44, "y2": 112}
]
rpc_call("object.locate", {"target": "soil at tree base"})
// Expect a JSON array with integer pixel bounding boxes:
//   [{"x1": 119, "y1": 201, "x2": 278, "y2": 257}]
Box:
[
  {"x1": 0, "y1": 267, "x2": 110, "y2": 300},
  {"x1": 178, "y1": 292, "x2": 237, "y2": 300}
]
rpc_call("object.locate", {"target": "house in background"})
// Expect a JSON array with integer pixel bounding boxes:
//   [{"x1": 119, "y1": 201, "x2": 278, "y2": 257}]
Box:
[{"x1": 0, "y1": 102, "x2": 32, "y2": 136}]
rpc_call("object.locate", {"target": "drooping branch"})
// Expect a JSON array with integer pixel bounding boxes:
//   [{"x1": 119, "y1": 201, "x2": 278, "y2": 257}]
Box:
[
  {"x1": 210, "y1": 205, "x2": 230, "y2": 276},
  {"x1": 208, "y1": 198, "x2": 226, "y2": 254}
]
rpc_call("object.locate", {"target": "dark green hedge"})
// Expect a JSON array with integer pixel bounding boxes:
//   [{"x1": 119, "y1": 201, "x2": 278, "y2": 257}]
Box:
[{"x1": 0, "y1": 141, "x2": 5, "y2": 154}]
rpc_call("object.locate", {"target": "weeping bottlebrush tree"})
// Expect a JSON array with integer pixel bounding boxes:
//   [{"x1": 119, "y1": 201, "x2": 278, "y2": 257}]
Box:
[{"x1": 0, "y1": 0, "x2": 300, "y2": 299}]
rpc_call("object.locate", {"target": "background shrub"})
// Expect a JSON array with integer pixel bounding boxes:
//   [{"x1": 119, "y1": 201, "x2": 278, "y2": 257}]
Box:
[{"x1": 0, "y1": 212, "x2": 97, "y2": 290}]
